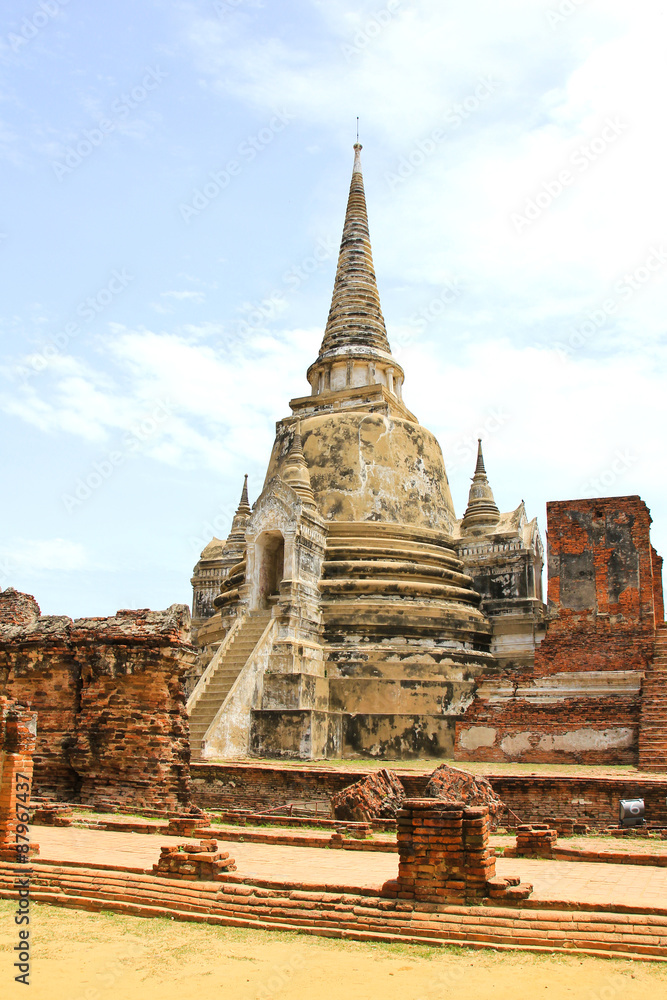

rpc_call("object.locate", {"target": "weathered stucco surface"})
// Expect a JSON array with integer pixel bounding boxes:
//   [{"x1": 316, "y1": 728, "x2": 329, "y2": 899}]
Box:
[{"x1": 265, "y1": 412, "x2": 455, "y2": 532}]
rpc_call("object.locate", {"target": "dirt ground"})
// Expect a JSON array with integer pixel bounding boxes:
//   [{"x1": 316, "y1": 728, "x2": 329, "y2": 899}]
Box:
[{"x1": 1, "y1": 901, "x2": 667, "y2": 1000}]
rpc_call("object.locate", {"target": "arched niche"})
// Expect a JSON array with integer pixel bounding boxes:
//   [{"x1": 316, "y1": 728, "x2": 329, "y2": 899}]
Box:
[{"x1": 255, "y1": 530, "x2": 285, "y2": 609}]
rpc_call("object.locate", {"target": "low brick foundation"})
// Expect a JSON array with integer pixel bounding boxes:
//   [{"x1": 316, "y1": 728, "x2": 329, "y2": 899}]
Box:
[{"x1": 2, "y1": 859, "x2": 667, "y2": 959}]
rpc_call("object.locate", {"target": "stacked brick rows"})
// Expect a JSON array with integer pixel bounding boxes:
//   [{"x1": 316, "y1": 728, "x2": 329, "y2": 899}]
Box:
[
  {"x1": 386, "y1": 799, "x2": 529, "y2": 904},
  {"x1": 30, "y1": 800, "x2": 74, "y2": 827},
  {"x1": 0, "y1": 695, "x2": 38, "y2": 862},
  {"x1": 515, "y1": 825, "x2": 558, "y2": 858},
  {"x1": 152, "y1": 839, "x2": 236, "y2": 880},
  {"x1": 639, "y1": 623, "x2": 667, "y2": 771},
  {"x1": 1, "y1": 860, "x2": 666, "y2": 959}
]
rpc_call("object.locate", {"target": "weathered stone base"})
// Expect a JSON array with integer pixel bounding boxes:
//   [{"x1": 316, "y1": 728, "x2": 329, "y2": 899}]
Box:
[{"x1": 250, "y1": 709, "x2": 341, "y2": 759}]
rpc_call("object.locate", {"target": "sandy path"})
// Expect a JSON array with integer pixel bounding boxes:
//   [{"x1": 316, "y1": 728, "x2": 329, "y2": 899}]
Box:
[{"x1": 1, "y1": 901, "x2": 667, "y2": 1000}]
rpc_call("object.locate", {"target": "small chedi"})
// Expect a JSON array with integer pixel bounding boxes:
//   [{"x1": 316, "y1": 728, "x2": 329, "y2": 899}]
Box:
[
  {"x1": 188, "y1": 143, "x2": 665, "y2": 768},
  {"x1": 383, "y1": 798, "x2": 531, "y2": 905}
]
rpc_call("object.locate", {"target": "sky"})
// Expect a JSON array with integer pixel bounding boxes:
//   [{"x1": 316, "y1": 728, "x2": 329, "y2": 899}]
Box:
[{"x1": 1, "y1": 0, "x2": 666, "y2": 619}]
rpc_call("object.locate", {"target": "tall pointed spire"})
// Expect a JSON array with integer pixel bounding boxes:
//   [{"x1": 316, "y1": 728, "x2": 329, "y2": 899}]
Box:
[
  {"x1": 319, "y1": 143, "x2": 391, "y2": 356},
  {"x1": 461, "y1": 440, "x2": 500, "y2": 532},
  {"x1": 305, "y1": 144, "x2": 404, "y2": 402}
]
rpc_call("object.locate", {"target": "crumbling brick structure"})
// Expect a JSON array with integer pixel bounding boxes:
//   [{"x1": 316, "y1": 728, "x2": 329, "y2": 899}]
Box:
[
  {"x1": 382, "y1": 798, "x2": 531, "y2": 904},
  {"x1": 456, "y1": 497, "x2": 665, "y2": 765},
  {"x1": 0, "y1": 695, "x2": 38, "y2": 862},
  {"x1": 152, "y1": 839, "x2": 236, "y2": 880},
  {"x1": 0, "y1": 590, "x2": 196, "y2": 812},
  {"x1": 331, "y1": 768, "x2": 405, "y2": 821},
  {"x1": 514, "y1": 824, "x2": 558, "y2": 858}
]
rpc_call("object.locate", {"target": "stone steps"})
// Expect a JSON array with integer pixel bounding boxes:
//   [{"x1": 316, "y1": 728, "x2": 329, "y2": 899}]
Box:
[
  {"x1": 1, "y1": 863, "x2": 667, "y2": 960},
  {"x1": 188, "y1": 611, "x2": 272, "y2": 754}
]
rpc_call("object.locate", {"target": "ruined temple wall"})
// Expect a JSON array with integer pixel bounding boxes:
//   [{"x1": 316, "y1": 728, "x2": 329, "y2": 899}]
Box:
[
  {"x1": 533, "y1": 497, "x2": 658, "y2": 676},
  {"x1": 455, "y1": 497, "x2": 662, "y2": 765},
  {"x1": 0, "y1": 600, "x2": 80, "y2": 798},
  {"x1": 0, "y1": 591, "x2": 194, "y2": 811}
]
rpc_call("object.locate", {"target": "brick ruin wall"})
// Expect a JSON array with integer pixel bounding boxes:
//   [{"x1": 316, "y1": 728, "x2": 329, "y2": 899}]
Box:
[
  {"x1": 189, "y1": 761, "x2": 667, "y2": 829},
  {"x1": 454, "y1": 497, "x2": 665, "y2": 765},
  {"x1": 0, "y1": 590, "x2": 195, "y2": 812}
]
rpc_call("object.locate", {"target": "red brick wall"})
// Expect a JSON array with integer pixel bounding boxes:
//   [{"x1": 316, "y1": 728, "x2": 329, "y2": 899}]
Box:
[
  {"x1": 0, "y1": 592, "x2": 194, "y2": 812},
  {"x1": 537, "y1": 496, "x2": 657, "y2": 676},
  {"x1": 0, "y1": 594, "x2": 80, "y2": 797},
  {"x1": 189, "y1": 761, "x2": 667, "y2": 829}
]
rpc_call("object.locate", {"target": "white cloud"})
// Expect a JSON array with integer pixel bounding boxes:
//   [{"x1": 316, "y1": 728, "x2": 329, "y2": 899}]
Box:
[{"x1": 0, "y1": 538, "x2": 89, "y2": 577}]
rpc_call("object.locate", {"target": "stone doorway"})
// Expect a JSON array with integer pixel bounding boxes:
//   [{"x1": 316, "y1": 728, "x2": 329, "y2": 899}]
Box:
[{"x1": 256, "y1": 531, "x2": 285, "y2": 608}]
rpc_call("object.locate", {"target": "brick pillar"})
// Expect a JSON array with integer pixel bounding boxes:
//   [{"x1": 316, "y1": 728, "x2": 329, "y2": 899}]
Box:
[
  {"x1": 384, "y1": 797, "x2": 531, "y2": 904},
  {"x1": 462, "y1": 804, "x2": 497, "y2": 897},
  {"x1": 0, "y1": 696, "x2": 38, "y2": 863},
  {"x1": 393, "y1": 798, "x2": 496, "y2": 903}
]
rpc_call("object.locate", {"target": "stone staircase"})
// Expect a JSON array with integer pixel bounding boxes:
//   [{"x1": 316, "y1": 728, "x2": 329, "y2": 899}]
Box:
[
  {"x1": 638, "y1": 622, "x2": 667, "y2": 772},
  {"x1": 188, "y1": 610, "x2": 272, "y2": 759}
]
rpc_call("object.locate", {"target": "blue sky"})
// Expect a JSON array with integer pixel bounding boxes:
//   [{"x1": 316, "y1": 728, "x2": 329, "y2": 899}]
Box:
[{"x1": 1, "y1": 0, "x2": 666, "y2": 618}]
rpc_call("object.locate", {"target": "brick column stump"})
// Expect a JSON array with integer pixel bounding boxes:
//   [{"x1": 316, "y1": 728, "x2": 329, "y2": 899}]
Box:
[
  {"x1": 382, "y1": 798, "x2": 531, "y2": 904},
  {"x1": 0, "y1": 696, "x2": 39, "y2": 862}
]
